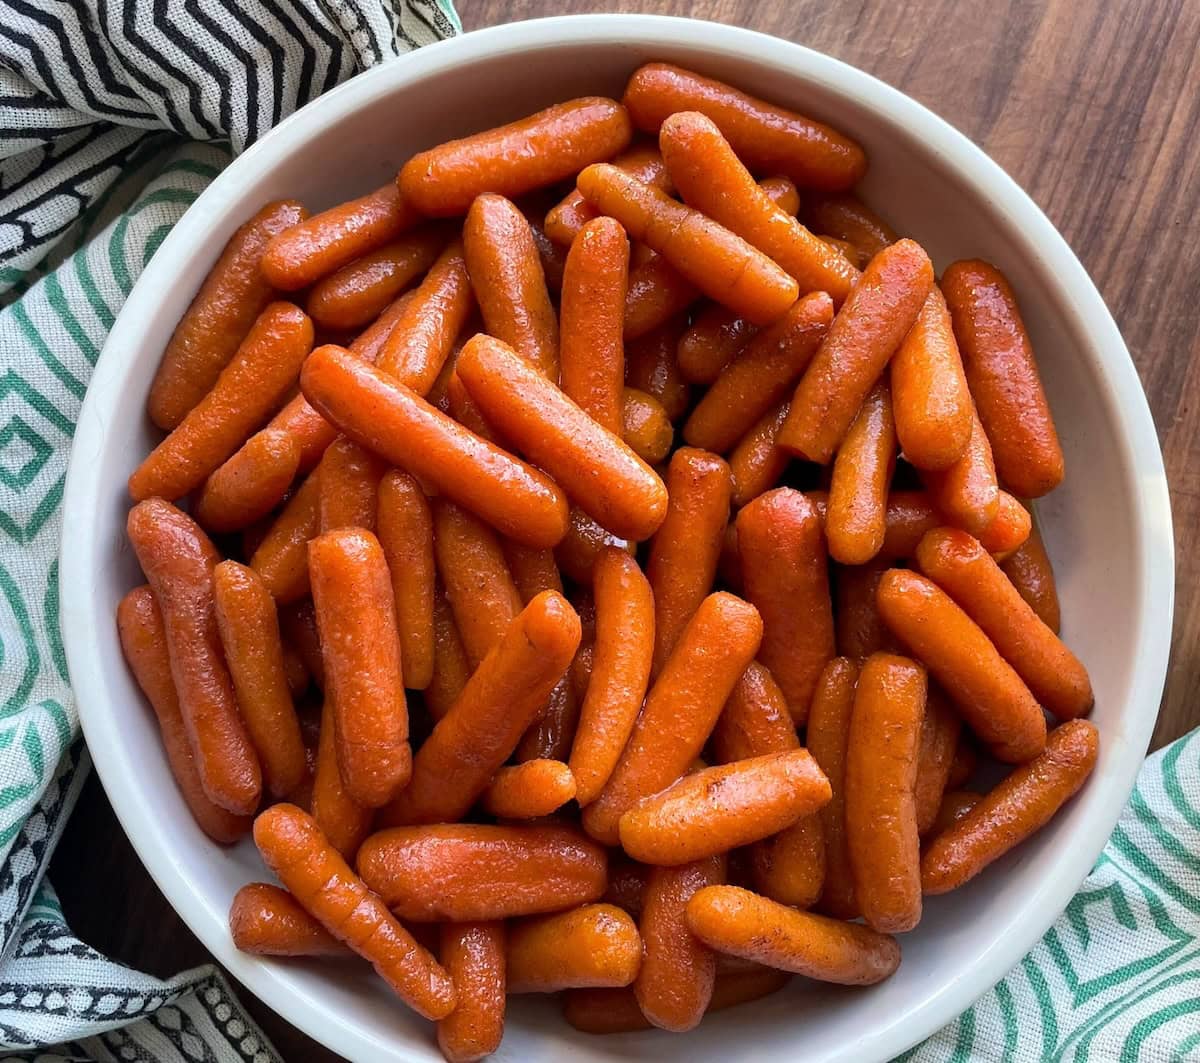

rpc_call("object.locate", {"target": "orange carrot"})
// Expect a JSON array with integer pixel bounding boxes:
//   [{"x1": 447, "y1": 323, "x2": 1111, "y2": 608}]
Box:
[
  {"x1": 311, "y1": 699, "x2": 371, "y2": 860},
  {"x1": 1001, "y1": 509, "x2": 1061, "y2": 633},
  {"x1": 920, "y1": 402, "x2": 1000, "y2": 537},
  {"x1": 507, "y1": 905, "x2": 641, "y2": 992},
  {"x1": 317, "y1": 436, "x2": 387, "y2": 533},
  {"x1": 376, "y1": 470, "x2": 435, "y2": 691},
  {"x1": 480, "y1": 760, "x2": 577, "y2": 819},
  {"x1": 229, "y1": 882, "x2": 346, "y2": 957},
  {"x1": 677, "y1": 304, "x2": 757, "y2": 385},
  {"x1": 544, "y1": 142, "x2": 672, "y2": 245},
  {"x1": 624, "y1": 317, "x2": 691, "y2": 422},
  {"x1": 833, "y1": 558, "x2": 901, "y2": 658},
  {"x1": 914, "y1": 687, "x2": 963, "y2": 835},
  {"x1": 621, "y1": 387, "x2": 674, "y2": 464},
  {"x1": 194, "y1": 428, "x2": 300, "y2": 533},
  {"x1": 930, "y1": 789, "x2": 983, "y2": 835},
  {"x1": 977, "y1": 490, "x2": 1033, "y2": 557},
  {"x1": 804, "y1": 193, "x2": 896, "y2": 257},
  {"x1": 249, "y1": 466, "x2": 321, "y2": 603},
  {"x1": 623, "y1": 251, "x2": 701, "y2": 341},
  {"x1": 729, "y1": 401, "x2": 791, "y2": 508},
  {"x1": 425, "y1": 586, "x2": 471, "y2": 722},
  {"x1": 436, "y1": 922, "x2": 506, "y2": 1063},
  {"x1": 554, "y1": 508, "x2": 636, "y2": 585}
]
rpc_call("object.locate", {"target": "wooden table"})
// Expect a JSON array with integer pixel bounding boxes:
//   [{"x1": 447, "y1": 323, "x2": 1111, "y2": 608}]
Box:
[{"x1": 49, "y1": 1, "x2": 1200, "y2": 1059}]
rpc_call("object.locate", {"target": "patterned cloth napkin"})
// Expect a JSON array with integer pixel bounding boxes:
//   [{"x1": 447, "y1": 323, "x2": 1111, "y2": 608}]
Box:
[{"x1": 0, "y1": 4, "x2": 1194, "y2": 1060}]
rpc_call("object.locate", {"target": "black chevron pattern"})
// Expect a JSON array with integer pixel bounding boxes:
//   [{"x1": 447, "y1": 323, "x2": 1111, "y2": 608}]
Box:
[{"x1": 0, "y1": 0, "x2": 459, "y2": 290}]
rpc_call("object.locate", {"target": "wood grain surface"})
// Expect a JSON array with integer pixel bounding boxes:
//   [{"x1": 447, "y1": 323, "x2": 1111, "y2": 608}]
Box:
[{"x1": 49, "y1": 2, "x2": 1200, "y2": 1060}]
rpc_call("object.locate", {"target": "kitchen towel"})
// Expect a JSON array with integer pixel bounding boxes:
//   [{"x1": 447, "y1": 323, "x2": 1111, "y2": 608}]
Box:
[{"x1": 0, "y1": 3, "x2": 1196, "y2": 1060}]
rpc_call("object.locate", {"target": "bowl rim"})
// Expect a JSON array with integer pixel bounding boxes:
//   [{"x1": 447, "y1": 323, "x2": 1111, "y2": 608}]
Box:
[{"x1": 60, "y1": 13, "x2": 1175, "y2": 1063}]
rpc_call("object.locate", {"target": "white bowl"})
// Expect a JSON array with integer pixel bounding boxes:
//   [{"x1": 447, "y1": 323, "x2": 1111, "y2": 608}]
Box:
[{"x1": 60, "y1": 14, "x2": 1174, "y2": 1063}]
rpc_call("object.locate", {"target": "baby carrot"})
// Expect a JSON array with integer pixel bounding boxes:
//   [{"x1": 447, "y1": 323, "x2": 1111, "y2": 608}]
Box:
[
  {"x1": 318, "y1": 436, "x2": 387, "y2": 533},
  {"x1": 825, "y1": 377, "x2": 897, "y2": 564},
  {"x1": 930, "y1": 790, "x2": 983, "y2": 836},
  {"x1": 570, "y1": 548, "x2": 655, "y2": 805},
  {"x1": 463, "y1": 195, "x2": 559, "y2": 379},
  {"x1": 915, "y1": 527, "x2": 1092, "y2": 719},
  {"x1": 194, "y1": 428, "x2": 300, "y2": 534},
  {"x1": 127, "y1": 500, "x2": 262, "y2": 815},
  {"x1": 480, "y1": 760, "x2": 577, "y2": 819},
  {"x1": 920, "y1": 403, "x2": 1000, "y2": 537},
  {"x1": 376, "y1": 471, "x2": 435, "y2": 690},
  {"x1": 891, "y1": 288, "x2": 972, "y2": 470},
  {"x1": 554, "y1": 508, "x2": 636, "y2": 585},
  {"x1": 130, "y1": 302, "x2": 313, "y2": 501},
  {"x1": 400, "y1": 97, "x2": 633, "y2": 216},
  {"x1": 623, "y1": 252, "x2": 701, "y2": 341},
  {"x1": 877, "y1": 569, "x2": 1047, "y2": 763},
  {"x1": 778, "y1": 239, "x2": 933, "y2": 463},
  {"x1": 356, "y1": 823, "x2": 607, "y2": 921},
  {"x1": 942, "y1": 259, "x2": 1064, "y2": 497},
  {"x1": 922, "y1": 720, "x2": 1099, "y2": 893},
  {"x1": 834, "y1": 558, "x2": 901, "y2": 659},
  {"x1": 621, "y1": 387, "x2": 674, "y2": 464},
  {"x1": 456, "y1": 333, "x2": 668, "y2": 541},
  {"x1": 382, "y1": 591, "x2": 580, "y2": 825},
  {"x1": 912, "y1": 686, "x2": 963, "y2": 837},
  {"x1": 311, "y1": 700, "x2": 371, "y2": 860},
  {"x1": 212, "y1": 561, "x2": 306, "y2": 799},
  {"x1": 624, "y1": 317, "x2": 690, "y2": 423},
  {"x1": 253, "y1": 804, "x2": 456, "y2": 1019},
  {"x1": 736, "y1": 488, "x2": 834, "y2": 723},
  {"x1": 845, "y1": 652, "x2": 926, "y2": 933},
  {"x1": 646, "y1": 447, "x2": 733, "y2": 677},
  {"x1": 1001, "y1": 509, "x2": 1061, "y2": 633},
  {"x1": 507, "y1": 905, "x2": 642, "y2": 992},
  {"x1": 279, "y1": 600, "x2": 324, "y2": 690},
  {"x1": 635, "y1": 856, "x2": 726, "y2": 1032},
  {"x1": 577, "y1": 163, "x2": 798, "y2": 325},
  {"x1": 948, "y1": 737, "x2": 979, "y2": 790},
  {"x1": 805, "y1": 657, "x2": 860, "y2": 919},
  {"x1": 249, "y1": 466, "x2": 321, "y2": 604},
  {"x1": 545, "y1": 142, "x2": 672, "y2": 245},
  {"x1": 683, "y1": 292, "x2": 833, "y2": 454},
  {"x1": 300, "y1": 344, "x2": 569, "y2": 548},
  {"x1": 804, "y1": 193, "x2": 896, "y2": 257},
  {"x1": 660, "y1": 111, "x2": 859, "y2": 305},
  {"x1": 262, "y1": 182, "x2": 419, "y2": 290},
  {"x1": 623, "y1": 63, "x2": 866, "y2": 190},
  {"x1": 978, "y1": 491, "x2": 1033, "y2": 557},
  {"x1": 729, "y1": 401, "x2": 791, "y2": 508},
  {"x1": 437, "y1": 923, "x2": 506, "y2": 1063},
  {"x1": 229, "y1": 882, "x2": 346, "y2": 957},
  {"x1": 677, "y1": 304, "x2": 757, "y2": 384},
  {"x1": 583, "y1": 592, "x2": 762, "y2": 845},
  {"x1": 879, "y1": 490, "x2": 941, "y2": 559},
  {"x1": 425, "y1": 587, "x2": 471, "y2": 722},
  {"x1": 148, "y1": 199, "x2": 306, "y2": 430},
  {"x1": 117, "y1": 586, "x2": 252, "y2": 843},
  {"x1": 685, "y1": 886, "x2": 900, "y2": 984}
]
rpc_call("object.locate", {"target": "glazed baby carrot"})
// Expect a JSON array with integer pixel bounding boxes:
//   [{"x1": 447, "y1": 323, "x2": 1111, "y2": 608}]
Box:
[
  {"x1": 890, "y1": 288, "x2": 973, "y2": 470},
  {"x1": 507, "y1": 905, "x2": 641, "y2": 992},
  {"x1": 560, "y1": 216, "x2": 630, "y2": 433},
  {"x1": 229, "y1": 882, "x2": 346, "y2": 956},
  {"x1": 554, "y1": 508, "x2": 636, "y2": 585},
  {"x1": 311, "y1": 700, "x2": 372, "y2": 859},
  {"x1": 922, "y1": 720, "x2": 1099, "y2": 893},
  {"x1": 399, "y1": 97, "x2": 633, "y2": 216},
  {"x1": 306, "y1": 226, "x2": 444, "y2": 330},
  {"x1": 212, "y1": 561, "x2": 306, "y2": 799},
  {"x1": 570, "y1": 548, "x2": 655, "y2": 805},
  {"x1": 249, "y1": 466, "x2": 321, "y2": 603},
  {"x1": 778, "y1": 239, "x2": 933, "y2": 463},
  {"x1": 677, "y1": 304, "x2": 756, "y2": 384},
  {"x1": 736, "y1": 488, "x2": 834, "y2": 723},
  {"x1": 194, "y1": 428, "x2": 300, "y2": 533},
  {"x1": 376, "y1": 470, "x2": 435, "y2": 690},
  {"x1": 942, "y1": 259, "x2": 1064, "y2": 497},
  {"x1": 262, "y1": 182, "x2": 419, "y2": 290},
  {"x1": 130, "y1": 302, "x2": 313, "y2": 501},
  {"x1": 545, "y1": 142, "x2": 672, "y2": 245},
  {"x1": 583, "y1": 592, "x2": 762, "y2": 845},
  {"x1": 127, "y1": 500, "x2": 262, "y2": 815},
  {"x1": 646, "y1": 448, "x2": 733, "y2": 677},
  {"x1": 516, "y1": 674, "x2": 582, "y2": 765},
  {"x1": 826, "y1": 377, "x2": 897, "y2": 564},
  {"x1": 425, "y1": 587, "x2": 471, "y2": 722},
  {"x1": 805, "y1": 657, "x2": 860, "y2": 919},
  {"x1": 309, "y1": 528, "x2": 410, "y2": 808},
  {"x1": 948, "y1": 737, "x2": 979, "y2": 790},
  {"x1": 729, "y1": 401, "x2": 791, "y2": 508},
  {"x1": 456, "y1": 333, "x2": 668, "y2": 541},
  {"x1": 480, "y1": 760, "x2": 577, "y2": 819},
  {"x1": 977, "y1": 491, "x2": 1033, "y2": 557},
  {"x1": 877, "y1": 569, "x2": 1047, "y2": 763},
  {"x1": 623, "y1": 252, "x2": 701, "y2": 340},
  {"x1": 382, "y1": 591, "x2": 580, "y2": 825},
  {"x1": 576, "y1": 164, "x2": 798, "y2": 325},
  {"x1": 117, "y1": 586, "x2": 252, "y2": 843},
  {"x1": 915, "y1": 526, "x2": 1093, "y2": 719},
  {"x1": 279, "y1": 600, "x2": 324, "y2": 690},
  {"x1": 660, "y1": 111, "x2": 859, "y2": 305},
  {"x1": 913, "y1": 687, "x2": 963, "y2": 836},
  {"x1": 804, "y1": 193, "x2": 896, "y2": 257},
  {"x1": 437, "y1": 923, "x2": 506, "y2": 1063},
  {"x1": 619, "y1": 750, "x2": 831, "y2": 865},
  {"x1": 635, "y1": 856, "x2": 725, "y2": 1032},
  {"x1": 931, "y1": 790, "x2": 983, "y2": 835},
  {"x1": 623, "y1": 63, "x2": 866, "y2": 190},
  {"x1": 834, "y1": 558, "x2": 900, "y2": 658},
  {"x1": 148, "y1": 199, "x2": 306, "y2": 430},
  {"x1": 624, "y1": 317, "x2": 690, "y2": 422},
  {"x1": 376, "y1": 238, "x2": 475, "y2": 393},
  {"x1": 1001, "y1": 510, "x2": 1061, "y2": 633},
  {"x1": 300, "y1": 344, "x2": 569, "y2": 548},
  {"x1": 318, "y1": 436, "x2": 387, "y2": 532},
  {"x1": 845, "y1": 652, "x2": 926, "y2": 933},
  {"x1": 683, "y1": 292, "x2": 832, "y2": 454},
  {"x1": 822, "y1": 236, "x2": 862, "y2": 266},
  {"x1": 463, "y1": 195, "x2": 559, "y2": 379},
  {"x1": 444, "y1": 370, "x2": 496, "y2": 439},
  {"x1": 433, "y1": 499, "x2": 523, "y2": 668},
  {"x1": 920, "y1": 403, "x2": 1000, "y2": 537},
  {"x1": 500, "y1": 541, "x2": 563, "y2": 603},
  {"x1": 357, "y1": 823, "x2": 607, "y2": 921},
  {"x1": 685, "y1": 885, "x2": 900, "y2": 984},
  {"x1": 349, "y1": 288, "x2": 421, "y2": 363},
  {"x1": 879, "y1": 490, "x2": 941, "y2": 559},
  {"x1": 253, "y1": 804, "x2": 456, "y2": 1019},
  {"x1": 621, "y1": 388, "x2": 674, "y2": 464}
]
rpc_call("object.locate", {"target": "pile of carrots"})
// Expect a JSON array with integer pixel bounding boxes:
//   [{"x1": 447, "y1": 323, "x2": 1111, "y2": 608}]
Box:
[{"x1": 117, "y1": 61, "x2": 1097, "y2": 1059}]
